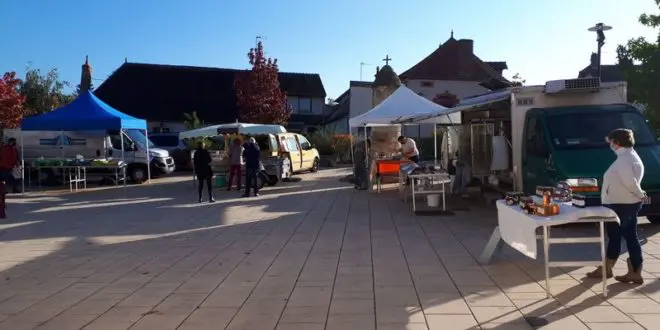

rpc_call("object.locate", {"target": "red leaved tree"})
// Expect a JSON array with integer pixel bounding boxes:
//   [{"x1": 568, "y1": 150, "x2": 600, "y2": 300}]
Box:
[
  {"x1": 234, "y1": 41, "x2": 291, "y2": 125},
  {"x1": 0, "y1": 72, "x2": 26, "y2": 145}
]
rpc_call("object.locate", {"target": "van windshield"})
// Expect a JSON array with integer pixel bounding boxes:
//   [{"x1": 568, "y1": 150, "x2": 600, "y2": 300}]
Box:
[
  {"x1": 125, "y1": 129, "x2": 156, "y2": 149},
  {"x1": 546, "y1": 110, "x2": 657, "y2": 150}
]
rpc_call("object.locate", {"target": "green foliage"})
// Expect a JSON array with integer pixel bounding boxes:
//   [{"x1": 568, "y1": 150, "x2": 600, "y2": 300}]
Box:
[
  {"x1": 183, "y1": 111, "x2": 202, "y2": 129},
  {"x1": 617, "y1": 0, "x2": 660, "y2": 133},
  {"x1": 308, "y1": 127, "x2": 353, "y2": 162},
  {"x1": 19, "y1": 68, "x2": 73, "y2": 114}
]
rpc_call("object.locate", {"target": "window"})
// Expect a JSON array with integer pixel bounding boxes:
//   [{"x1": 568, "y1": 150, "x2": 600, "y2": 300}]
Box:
[
  {"x1": 298, "y1": 135, "x2": 311, "y2": 150},
  {"x1": 421, "y1": 81, "x2": 434, "y2": 88},
  {"x1": 286, "y1": 137, "x2": 300, "y2": 151},
  {"x1": 525, "y1": 116, "x2": 548, "y2": 157},
  {"x1": 298, "y1": 98, "x2": 312, "y2": 113},
  {"x1": 546, "y1": 109, "x2": 657, "y2": 150}
]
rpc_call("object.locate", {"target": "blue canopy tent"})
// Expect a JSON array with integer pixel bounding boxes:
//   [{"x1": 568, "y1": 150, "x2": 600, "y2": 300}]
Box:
[{"x1": 19, "y1": 91, "x2": 151, "y2": 192}]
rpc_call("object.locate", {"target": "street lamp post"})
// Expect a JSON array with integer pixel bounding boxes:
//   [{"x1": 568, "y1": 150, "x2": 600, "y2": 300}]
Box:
[{"x1": 588, "y1": 23, "x2": 613, "y2": 81}]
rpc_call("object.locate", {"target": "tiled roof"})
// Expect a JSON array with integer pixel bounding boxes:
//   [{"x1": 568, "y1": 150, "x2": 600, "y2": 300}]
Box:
[
  {"x1": 399, "y1": 37, "x2": 509, "y2": 84},
  {"x1": 93, "y1": 62, "x2": 326, "y2": 123},
  {"x1": 577, "y1": 54, "x2": 628, "y2": 82}
]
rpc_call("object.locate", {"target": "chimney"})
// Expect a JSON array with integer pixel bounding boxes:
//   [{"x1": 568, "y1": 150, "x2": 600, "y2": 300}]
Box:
[
  {"x1": 457, "y1": 39, "x2": 474, "y2": 54},
  {"x1": 80, "y1": 55, "x2": 92, "y2": 93}
]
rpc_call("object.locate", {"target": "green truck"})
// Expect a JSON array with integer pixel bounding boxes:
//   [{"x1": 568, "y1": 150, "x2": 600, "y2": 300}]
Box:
[{"x1": 408, "y1": 78, "x2": 660, "y2": 222}]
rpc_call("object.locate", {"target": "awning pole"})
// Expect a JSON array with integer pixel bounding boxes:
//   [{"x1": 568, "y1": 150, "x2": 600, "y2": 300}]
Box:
[{"x1": 434, "y1": 124, "x2": 438, "y2": 165}]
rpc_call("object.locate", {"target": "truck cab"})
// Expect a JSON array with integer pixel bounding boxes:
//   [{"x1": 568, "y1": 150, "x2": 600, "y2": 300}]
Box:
[{"x1": 521, "y1": 104, "x2": 660, "y2": 222}]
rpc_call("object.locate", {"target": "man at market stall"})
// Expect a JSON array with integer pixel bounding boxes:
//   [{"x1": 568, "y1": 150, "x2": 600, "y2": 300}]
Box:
[
  {"x1": 397, "y1": 136, "x2": 420, "y2": 164},
  {"x1": 242, "y1": 137, "x2": 261, "y2": 197}
]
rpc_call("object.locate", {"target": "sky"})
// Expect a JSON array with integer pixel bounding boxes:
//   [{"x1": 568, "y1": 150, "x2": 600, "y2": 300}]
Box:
[{"x1": 1, "y1": 0, "x2": 658, "y2": 101}]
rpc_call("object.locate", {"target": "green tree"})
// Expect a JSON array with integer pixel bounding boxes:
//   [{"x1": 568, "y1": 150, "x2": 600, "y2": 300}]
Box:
[
  {"x1": 617, "y1": 0, "x2": 660, "y2": 132},
  {"x1": 19, "y1": 68, "x2": 73, "y2": 115},
  {"x1": 183, "y1": 111, "x2": 202, "y2": 129}
]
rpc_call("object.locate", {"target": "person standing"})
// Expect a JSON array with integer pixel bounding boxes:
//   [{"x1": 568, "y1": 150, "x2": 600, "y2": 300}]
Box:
[
  {"x1": 242, "y1": 137, "x2": 261, "y2": 197},
  {"x1": 586, "y1": 129, "x2": 647, "y2": 284},
  {"x1": 227, "y1": 138, "x2": 244, "y2": 191},
  {"x1": 193, "y1": 141, "x2": 215, "y2": 203},
  {"x1": 398, "y1": 136, "x2": 420, "y2": 163},
  {"x1": 0, "y1": 138, "x2": 20, "y2": 194}
]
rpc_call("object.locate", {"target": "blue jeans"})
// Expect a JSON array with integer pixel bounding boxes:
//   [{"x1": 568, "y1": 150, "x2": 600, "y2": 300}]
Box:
[{"x1": 604, "y1": 202, "x2": 643, "y2": 271}]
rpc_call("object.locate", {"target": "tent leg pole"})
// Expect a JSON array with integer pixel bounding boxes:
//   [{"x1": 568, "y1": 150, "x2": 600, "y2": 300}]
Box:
[
  {"x1": 146, "y1": 129, "x2": 151, "y2": 184},
  {"x1": 434, "y1": 124, "x2": 437, "y2": 165}
]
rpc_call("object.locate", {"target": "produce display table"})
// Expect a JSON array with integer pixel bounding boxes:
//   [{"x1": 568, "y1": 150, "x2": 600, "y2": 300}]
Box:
[
  {"x1": 407, "y1": 173, "x2": 451, "y2": 212},
  {"x1": 27, "y1": 160, "x2": 127, "y2": 192},
  {"x1": 479, "y1": 200, "x2": 619, "y2": 297}
]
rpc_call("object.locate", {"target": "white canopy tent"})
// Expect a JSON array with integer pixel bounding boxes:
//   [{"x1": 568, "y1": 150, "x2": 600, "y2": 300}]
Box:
[
  {"x1": 394, "y1": 89, "x2": 512, "y2": 125},
  {"x1": 349, "y1": 85, "x2": 458, "y2": 165},
  {"x1": 349, "y1": 85, "x2": 454, "y2": 127},
  {"x1": 179, "y1": 122, "x2": 287, "y2": 139}
]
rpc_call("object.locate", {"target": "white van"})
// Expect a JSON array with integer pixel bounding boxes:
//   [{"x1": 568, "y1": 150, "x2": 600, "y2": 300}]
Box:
[{"x1": 5, "y1": 129, "x2": 175, "y2": 183}]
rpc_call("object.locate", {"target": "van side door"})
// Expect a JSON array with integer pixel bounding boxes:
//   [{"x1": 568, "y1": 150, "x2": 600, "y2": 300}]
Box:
[
  {"x1": 522, "y1": 113, "x2": 554, "y2": 193},
  {"x1": 296, "y1": 134, "x2": 314, "y2": 170},
  {"x1": 286, "y1": 136, "x2": 303, "y2": 172}
]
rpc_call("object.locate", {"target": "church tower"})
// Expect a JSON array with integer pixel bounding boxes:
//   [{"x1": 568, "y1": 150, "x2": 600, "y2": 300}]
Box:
[{"x1": 79, "y1": 56, "x2": 92, "y2": 94}]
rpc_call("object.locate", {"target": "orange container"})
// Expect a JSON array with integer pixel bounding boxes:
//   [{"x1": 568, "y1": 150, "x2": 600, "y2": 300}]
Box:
[{"x1": 376, "y1": 160, "x2": 405, "y2": 175}]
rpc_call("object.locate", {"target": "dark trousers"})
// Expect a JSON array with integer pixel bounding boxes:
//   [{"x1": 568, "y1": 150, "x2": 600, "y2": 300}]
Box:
[
  {"x1": 0, "y1": 169, "x2": 17, "y2": 193},
  {"x1": 227, "y1": 165, "x2": 242, "y2": 190},
  {"x1": 244, "y1": 168, "x2": 259, "y2": 195},
  {"x1": 197, "y1": 176, "x2": 213, "y2": 200},
  {"x1": 604, "y1": 202, "x2": 643, "y2": 271},
  {"x1": 409, "y1": 155, "x2": 420, "y2": 164}
]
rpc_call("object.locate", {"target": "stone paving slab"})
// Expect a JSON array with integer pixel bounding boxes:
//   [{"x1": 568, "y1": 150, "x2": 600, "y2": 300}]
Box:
[{"x1": 0, "y1": 169, "x2": 659, "y2": 329}]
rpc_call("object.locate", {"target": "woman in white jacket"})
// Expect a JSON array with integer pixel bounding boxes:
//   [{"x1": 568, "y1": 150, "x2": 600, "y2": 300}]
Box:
[{"x1": 586, "y1": 128, "x2": 647, "y2": 284}]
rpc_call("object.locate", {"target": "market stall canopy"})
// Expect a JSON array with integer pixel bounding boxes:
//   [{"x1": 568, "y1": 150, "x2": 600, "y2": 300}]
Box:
[
  {"x1": 349, "y1": 86, "x2": 454, "y2": 127},
  {"x1": 396, "y1": 89, "x2": 512, "y2": 124},
  {"x1": 179, "y1": 122, "x2": 287, "y2": 139},
  {"x1": 21, "y1": 91, "x2": 146, "y2": 131}
]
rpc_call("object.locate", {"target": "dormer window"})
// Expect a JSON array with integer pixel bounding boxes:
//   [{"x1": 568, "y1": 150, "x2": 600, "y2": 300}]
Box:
[{"x1": 421, "y1": 81, "x2": 434, "y2": 88}]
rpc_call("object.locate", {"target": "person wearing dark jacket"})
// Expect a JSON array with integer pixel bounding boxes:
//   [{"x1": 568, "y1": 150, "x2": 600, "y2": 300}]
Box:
[
  {"x1": 193, "y1": 141, "x2": 215, "y2": 203},
  {"x1": 242, "y1": 137, "x2": 261, "y2": 197}
]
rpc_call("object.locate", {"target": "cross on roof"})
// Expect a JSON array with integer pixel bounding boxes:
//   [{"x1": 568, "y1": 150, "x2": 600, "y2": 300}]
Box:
[{"x1": 383, "y1": 55, "x2": 392, "y2": 65}]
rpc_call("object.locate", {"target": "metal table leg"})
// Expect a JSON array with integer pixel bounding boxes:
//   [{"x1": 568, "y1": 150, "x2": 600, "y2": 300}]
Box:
[
  {"x1": 543, "y1": 226, "x2": 551, "y2": 298},
  {"x1": 479, "y1": 226, "x2": 503, "y2": 264},
  {"x1": 411, "y1": 178, "x2": 416, "y2": 212},
  {"x1": 600, "y1": 221, "x2": 608, "y2": 297}
]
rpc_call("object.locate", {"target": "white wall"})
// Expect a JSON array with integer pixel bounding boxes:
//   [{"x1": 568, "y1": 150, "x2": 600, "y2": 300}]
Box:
[
  {"x1": 403, "y1": 79, "x2": 491, "y2": 138},
  {"x1": 348, "y1": 86, "x2": 373, "y2": 119}
]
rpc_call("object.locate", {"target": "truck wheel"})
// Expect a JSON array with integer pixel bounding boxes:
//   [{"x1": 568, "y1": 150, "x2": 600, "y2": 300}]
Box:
[
  {"x1": 310, "y1": 158, "x2": 320, "y2": 173},
  {"x1": 646, "y1": 215, "x2": 660, "y2": 224},
  {"x1": 267, "y1": 175, "x2": 278, "y2": 186},
  {"x1": 129, "y1": 165, "x2": 148, "y2": 184}
]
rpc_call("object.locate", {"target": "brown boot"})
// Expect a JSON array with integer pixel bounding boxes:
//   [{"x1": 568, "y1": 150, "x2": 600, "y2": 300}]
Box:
[
  {"x1": 614, "y1": 258, "x2": 644, "y2": 285},
  {"x1": 585, "y1": 258, "x2": 617, "y2": 279}
]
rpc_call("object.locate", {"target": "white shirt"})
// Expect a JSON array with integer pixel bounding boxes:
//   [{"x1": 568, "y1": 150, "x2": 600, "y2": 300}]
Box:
[
  {"x1": 401, "y1": 138, "x2": 419, "y2": 157},
  {"x1": 601, "y1": 147, "x2": 646, "y2": 205}
]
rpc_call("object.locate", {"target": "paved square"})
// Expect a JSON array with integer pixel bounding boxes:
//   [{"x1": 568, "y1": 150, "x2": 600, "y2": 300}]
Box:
[{"x1": 0, "y1": 168, "x2": 659, "y2": 329}]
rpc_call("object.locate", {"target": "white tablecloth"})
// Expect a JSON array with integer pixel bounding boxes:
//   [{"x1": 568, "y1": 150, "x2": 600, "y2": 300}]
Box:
[{"x1": 496, "y1": 200, "x2": 619, "y2": 259}]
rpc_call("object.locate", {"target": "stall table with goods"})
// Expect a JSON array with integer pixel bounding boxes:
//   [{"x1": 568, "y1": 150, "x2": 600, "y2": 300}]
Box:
[
  {"x1": 478, "y1": 180, "x2": 619, "y2": 297},
  {"x1": 29, "y1": 158, "x2": 126, "y2": 192},
  {"x1": 399, "y1": 162, "x2": 452, "y2": 212}
]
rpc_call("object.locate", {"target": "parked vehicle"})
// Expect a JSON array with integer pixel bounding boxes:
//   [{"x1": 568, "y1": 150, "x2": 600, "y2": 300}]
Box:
[
  {"x1": 403, "y1": 78, "x2": 660, "y2": 223},
  {"x1": 5, "y1": 129, "x2": 175, "y2": 184},
  {"x1": 276, "y1": 132, "x2": 321, "y2": 174},
  {"x1": 149, "y1": 132, "x2": 191, "y2": 171}
]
